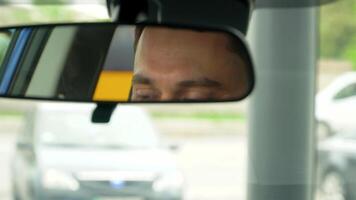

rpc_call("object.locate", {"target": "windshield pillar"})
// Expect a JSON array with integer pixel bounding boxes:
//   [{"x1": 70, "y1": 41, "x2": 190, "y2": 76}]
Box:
[{"x1": 247, "y1": 6, "x2": 318, "y2": 200}]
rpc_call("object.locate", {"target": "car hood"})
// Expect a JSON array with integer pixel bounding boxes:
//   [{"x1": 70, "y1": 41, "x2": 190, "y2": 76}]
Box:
[{"x1": 37, "y1": 146, "x2": 178, "y2": 174}]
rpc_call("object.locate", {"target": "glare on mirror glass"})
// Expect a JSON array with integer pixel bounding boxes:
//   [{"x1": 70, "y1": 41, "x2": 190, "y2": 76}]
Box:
[{"x1": 0, "y1": 24, "x2": 252, "y2": 102}]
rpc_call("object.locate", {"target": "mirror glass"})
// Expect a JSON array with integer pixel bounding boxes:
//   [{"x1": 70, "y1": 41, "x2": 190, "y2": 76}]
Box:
[{"x1": 0, "y1": 23, "x2": 254, "y2": 103}]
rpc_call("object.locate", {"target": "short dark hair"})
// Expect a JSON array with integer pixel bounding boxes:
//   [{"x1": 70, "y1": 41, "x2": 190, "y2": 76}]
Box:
[
  {"x1": 134, "y1": 26, "x2": 145, "y2": 52},
  {"x1": 133, "y1": 26, "x2": 251, "y2": 67}
]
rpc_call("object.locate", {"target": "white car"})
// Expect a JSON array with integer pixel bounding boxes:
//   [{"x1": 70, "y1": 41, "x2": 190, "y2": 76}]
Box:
[
  {"x1": 316, "y1": 72, "x2": 356, "y2": 139},
  {"x1": 12, "y1": 103, "x2": 184, "y2": 200}
]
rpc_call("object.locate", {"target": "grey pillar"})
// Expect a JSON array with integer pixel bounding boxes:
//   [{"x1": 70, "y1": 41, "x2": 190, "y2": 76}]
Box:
[{"x1": 247, "y1": 6, "x2": 317, "y2": 200}]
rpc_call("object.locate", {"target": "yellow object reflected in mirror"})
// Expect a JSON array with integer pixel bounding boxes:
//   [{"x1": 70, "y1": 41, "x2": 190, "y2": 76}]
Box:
[{"x1": 94, "y1": 71, "x2": 133, "y2": 101}]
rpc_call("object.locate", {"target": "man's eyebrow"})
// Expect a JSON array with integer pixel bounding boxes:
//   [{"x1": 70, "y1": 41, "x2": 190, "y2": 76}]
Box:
[
  {"x1": 132, "y1": 74, "x2": 152, "y2": 85},
  {"x1": 178, "y1": 78, "x2": 222, "y2": 88}
]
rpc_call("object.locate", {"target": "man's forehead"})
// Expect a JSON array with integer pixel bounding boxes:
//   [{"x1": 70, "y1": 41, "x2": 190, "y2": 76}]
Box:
[
  {"x1": 135, "y1": 27, "x2": 235, "y2": 68},
  {"x1": 140, "y1": 27, "x2": 230, "y2": 49}
]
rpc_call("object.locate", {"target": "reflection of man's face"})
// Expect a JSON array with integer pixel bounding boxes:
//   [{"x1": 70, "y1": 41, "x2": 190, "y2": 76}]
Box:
[{"x1": 132, "y1": 27, "x2": 247, "y2": 101}]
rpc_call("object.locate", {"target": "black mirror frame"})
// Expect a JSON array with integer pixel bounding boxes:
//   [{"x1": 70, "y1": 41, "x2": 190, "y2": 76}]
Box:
[{"x1": 0, "y1": 21, "x2": 255, "y2": 104}]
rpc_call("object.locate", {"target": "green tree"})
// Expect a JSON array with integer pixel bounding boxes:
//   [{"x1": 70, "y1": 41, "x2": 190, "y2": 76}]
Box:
[
  {"x1": 0, "y1": 33, "x2": 11, "y2": 65},
  {"x1": 321, "y1": 0, "x2": 356, "y2": 70}
]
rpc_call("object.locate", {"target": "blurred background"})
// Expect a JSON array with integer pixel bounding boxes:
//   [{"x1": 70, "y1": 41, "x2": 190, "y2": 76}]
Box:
[{"x1": 0, "y1": 1, "x2": 355, "y2": 200}]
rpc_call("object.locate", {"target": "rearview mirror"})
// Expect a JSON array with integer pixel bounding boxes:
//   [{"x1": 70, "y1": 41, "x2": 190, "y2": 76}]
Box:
[{"x1": 0, "y1": 23, "x2": 254, "y2": 103}]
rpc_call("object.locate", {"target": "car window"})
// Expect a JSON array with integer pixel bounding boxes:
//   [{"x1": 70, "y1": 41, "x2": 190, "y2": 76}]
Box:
[
  {"x1": 0, "y1": 4, "x2": 110, "y2": 27},
  {"x1": 338, "y1": 130, "x2": 356, "y2": 140},
  {"x1": 317, "y1": 1, "x2": 356, "y2": 200},
  {"x1": 333, "y1": 83, "x2": 356, "y2": 100},
  {"x1": 0, "y1": 30, "x2": 13, "y2": 64}
]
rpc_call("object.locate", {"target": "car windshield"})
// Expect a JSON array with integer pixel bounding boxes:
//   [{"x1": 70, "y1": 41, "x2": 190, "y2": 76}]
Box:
[
  {"x1": 1, "y1": 1, "x2": 356, "y2": 200},
  {"x1": 35, "y1": 106, "x2": 159, "y2": 148}
]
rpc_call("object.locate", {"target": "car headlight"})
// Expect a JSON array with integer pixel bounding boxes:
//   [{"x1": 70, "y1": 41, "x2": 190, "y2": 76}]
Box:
[
  {"x1": 42, "y1": 169, "x2": 79, "y2": 191},
  {"x1": 153, "y1": 172, "x2": 184, "y2": 192}
]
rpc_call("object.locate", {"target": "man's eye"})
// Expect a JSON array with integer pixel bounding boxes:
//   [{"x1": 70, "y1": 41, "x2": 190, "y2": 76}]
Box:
[
  {"x1": 136, "y1": 95, "x2": 155, "y2": 101},
  {"x1": 132, "y1": 89, "x2": 159, "y2": 101}
]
